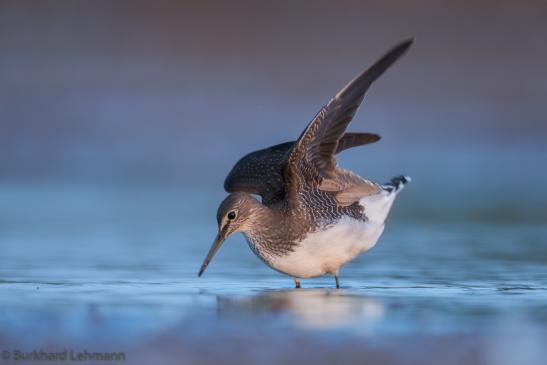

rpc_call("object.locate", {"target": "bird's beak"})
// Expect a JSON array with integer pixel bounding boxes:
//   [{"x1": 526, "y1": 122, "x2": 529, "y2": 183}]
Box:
[{"x1": 198, "y1": 230, "x2": 227, "y2": 277}]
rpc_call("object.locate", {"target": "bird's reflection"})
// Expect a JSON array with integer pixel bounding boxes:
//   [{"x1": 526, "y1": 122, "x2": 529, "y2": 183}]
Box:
[{"x1": 217, "y1": 289, "x2": 384, "y2": 331}]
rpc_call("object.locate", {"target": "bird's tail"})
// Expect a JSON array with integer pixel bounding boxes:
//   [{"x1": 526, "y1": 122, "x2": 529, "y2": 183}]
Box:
[{"x1": 382, "y1": 175, "x2": 411, "y2": 193}]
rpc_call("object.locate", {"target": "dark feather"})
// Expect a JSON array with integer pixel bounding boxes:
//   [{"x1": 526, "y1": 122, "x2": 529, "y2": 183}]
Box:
[
  {"x1": 284, "y1": 39, "x2": 413, "y2": 200},
  {"x1": 224, "y1": 133, "x2": 379, "y2": 205}
]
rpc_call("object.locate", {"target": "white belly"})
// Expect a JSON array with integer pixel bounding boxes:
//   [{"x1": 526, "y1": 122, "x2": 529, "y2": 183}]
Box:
[{"x1": 266, "y1": 190, "x2": 397, "y2": 278}]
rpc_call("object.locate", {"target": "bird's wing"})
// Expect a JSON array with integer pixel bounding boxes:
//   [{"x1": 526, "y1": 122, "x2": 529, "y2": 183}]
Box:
[
  {"x1": 318, "y1": 168, "x2": 382, "y2": 206},
  {"x1": 224, "y1": 133, "x2": 380, "y2": 205},
  {"x1": 283, "y1": 39, "x2": 413, "y2": 205}
]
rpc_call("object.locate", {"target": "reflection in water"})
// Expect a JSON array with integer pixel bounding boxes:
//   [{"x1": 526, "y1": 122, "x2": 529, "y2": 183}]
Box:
[
  {"x1": 217, "y1": 289, "x2": 384, "y2": 331},
  {"x1": 1, "y1": 184, "x2": 546, "y2": 365}
]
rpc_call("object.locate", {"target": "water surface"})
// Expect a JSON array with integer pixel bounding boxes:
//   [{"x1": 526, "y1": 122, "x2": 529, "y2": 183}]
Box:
[{"x1": 1, "y1": 185, "x2": 546, "y2": 364}]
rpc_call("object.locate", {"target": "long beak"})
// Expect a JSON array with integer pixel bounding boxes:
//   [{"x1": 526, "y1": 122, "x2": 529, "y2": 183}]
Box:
[{"x1": 198, "y1": 231, "x2": 227, "y2": 277}]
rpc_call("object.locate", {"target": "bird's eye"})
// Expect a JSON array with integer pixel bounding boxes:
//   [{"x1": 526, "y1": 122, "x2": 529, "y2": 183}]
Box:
[{"x1": 227, "y1": 211, "x2": 237, "y2": 220}]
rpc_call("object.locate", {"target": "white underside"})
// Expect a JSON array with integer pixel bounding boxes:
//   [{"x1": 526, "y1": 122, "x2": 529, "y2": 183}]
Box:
[{"x1": 266, "y1": 190, "x2": 398, "y2": 278}]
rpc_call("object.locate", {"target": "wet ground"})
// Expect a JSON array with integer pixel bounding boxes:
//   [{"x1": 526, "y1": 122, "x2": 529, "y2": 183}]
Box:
[{"x1": 1, "y1": 185, "x2": 546, "y2": 364}]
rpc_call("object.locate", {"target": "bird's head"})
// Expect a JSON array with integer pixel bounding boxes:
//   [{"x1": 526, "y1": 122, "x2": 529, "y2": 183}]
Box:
[{"x1": 198, "y1": 193, "x2": 261, "y2": 277}]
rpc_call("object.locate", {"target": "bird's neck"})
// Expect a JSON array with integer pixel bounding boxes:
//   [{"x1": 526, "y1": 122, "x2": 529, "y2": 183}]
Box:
[
  {"x1": 237, "y1": 201, "x2": 282, "y2": 243},
  {"x1": 240, "y1": 201, "x2": 304, "y2": 258}
]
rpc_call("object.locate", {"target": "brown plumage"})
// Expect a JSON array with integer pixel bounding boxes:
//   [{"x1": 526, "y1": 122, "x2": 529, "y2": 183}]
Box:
[
  {"x1": 224, "y1": 133, "x2": 380, "y2": 205},
  {"x1": 198, "y1": 39, "x2": 414, "y2": 287},
  {"x1": 284, "y1": 40, "x2": 413, "y2": 207}
]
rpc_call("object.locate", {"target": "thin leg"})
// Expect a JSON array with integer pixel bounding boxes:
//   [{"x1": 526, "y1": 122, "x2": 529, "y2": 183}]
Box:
[
  {"x1": 334, "y1": 274, "x2": 340, "y2": 289},
  {"x1": 295, "y1": 277, "x2": 301, "y2": 289}
]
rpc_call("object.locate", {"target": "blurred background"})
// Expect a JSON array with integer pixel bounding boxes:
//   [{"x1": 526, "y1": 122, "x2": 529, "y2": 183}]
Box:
[
  {"x1": 1, "y1": 0, "x2": 546, "y2": 208},
  {"x1": 1, "y1": 1, "x2": 546, "y2": 364}
]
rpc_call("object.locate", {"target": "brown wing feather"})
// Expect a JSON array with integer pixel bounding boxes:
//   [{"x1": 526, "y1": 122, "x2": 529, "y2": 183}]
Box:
[
  {"x1": 224, "y1": 133, "x2": 380, "y2": 205},
  {"x1": 319, "y1": 168, "x2": 381, "y2": 206},
  {"x1": 336, "y1": 133, "x2": 380, "y2": 153},
  {"x1": 284, "y1": 39, "x2": 413, "y2": 203}
]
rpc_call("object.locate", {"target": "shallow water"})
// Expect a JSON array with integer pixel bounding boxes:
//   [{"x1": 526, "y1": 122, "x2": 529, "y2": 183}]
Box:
[{"x1": 1, "y1": 185, "x2": 547, "y2": 364}]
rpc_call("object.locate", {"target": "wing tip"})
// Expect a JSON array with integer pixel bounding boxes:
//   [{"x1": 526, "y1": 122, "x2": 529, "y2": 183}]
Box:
[
  {"x1": 368, "y1": 133, "x2": 382, "y2": 143},
  {"x1": 383, "y1": 37, "x2": 415, "y2": 64},
  {"x1": 399, "y1": 37, "x2": 415, "y2": 49},
  {"x1": 392, "y1": 37, "x2": 414, "y2": 58},
  {"x1": 335, "y1": 37, "x2": 414, "y2": 100}
]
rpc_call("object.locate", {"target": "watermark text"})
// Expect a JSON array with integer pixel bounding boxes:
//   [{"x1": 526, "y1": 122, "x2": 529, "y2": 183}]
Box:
[{"x1": 1, "y1": 349, "x2": 125, "y2": 362}]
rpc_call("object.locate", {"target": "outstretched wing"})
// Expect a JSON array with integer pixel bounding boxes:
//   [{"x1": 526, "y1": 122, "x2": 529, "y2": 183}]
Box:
[
  {"x1": 284, "y1": 39, "x2": 413, "y2": 203},
  {"x1": 224, "y1": 133, "x2": 380, "y2": 205}
]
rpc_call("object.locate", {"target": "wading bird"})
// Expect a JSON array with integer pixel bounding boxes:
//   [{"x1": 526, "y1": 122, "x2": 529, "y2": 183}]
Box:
[{"x1": 199, "y1": 39, "x2": 413, "y2": 288}]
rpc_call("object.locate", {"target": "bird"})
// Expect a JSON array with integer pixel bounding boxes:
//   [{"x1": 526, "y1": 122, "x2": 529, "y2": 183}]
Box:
[{"x1": 198, "y1": 39, "x2": 413, "y2": 288}]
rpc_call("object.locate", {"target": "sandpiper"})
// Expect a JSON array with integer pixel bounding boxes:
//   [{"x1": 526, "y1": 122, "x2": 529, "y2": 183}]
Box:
[{"x1": 198, "y1": 39, "x2": 413, "y2": 288}]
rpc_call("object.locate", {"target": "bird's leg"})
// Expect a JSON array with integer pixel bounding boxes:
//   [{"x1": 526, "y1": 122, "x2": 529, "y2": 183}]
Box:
[
  {"x1": 294, "y1": 277, "x2": 301, "y2": 289},
  {"x1": 334, "y1": 274, "x2": 340, "y2": 289}
]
